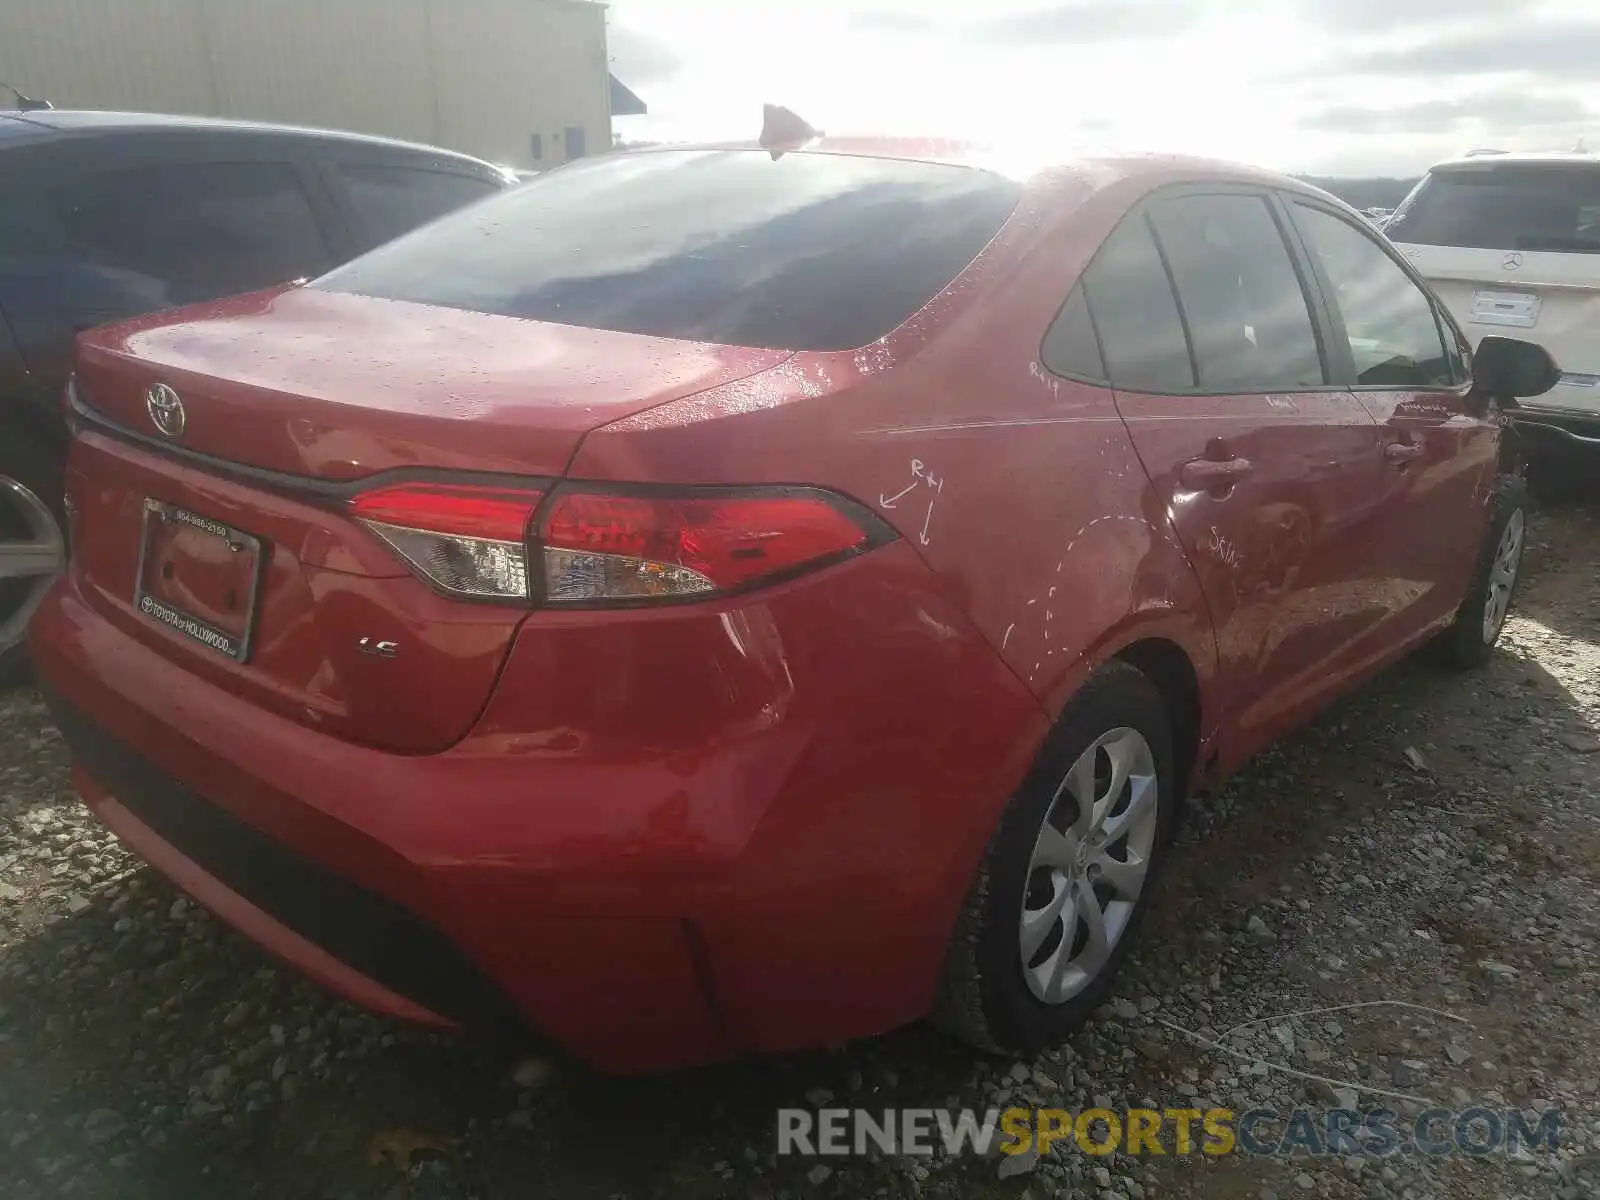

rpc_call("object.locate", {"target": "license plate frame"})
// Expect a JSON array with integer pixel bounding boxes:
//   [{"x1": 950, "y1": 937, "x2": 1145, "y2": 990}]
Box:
[
  {"x1": 132, "y1": 499, "x2": 264, "y2": 663},
  {"x1": 1468, "y1": 289, "x2": 1541, "y2": 329}
]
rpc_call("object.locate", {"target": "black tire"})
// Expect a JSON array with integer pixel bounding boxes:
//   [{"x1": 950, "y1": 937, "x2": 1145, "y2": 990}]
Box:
[
  {"x1": 0, "y1": 424, "x2": 67, "y2": 688},
  {"x1": 1436, "y1": 474, "x2": 1528, "y2": 670},
  {"x1": 932, "y1": 661, "x2": 1176, "y2": 1056}
]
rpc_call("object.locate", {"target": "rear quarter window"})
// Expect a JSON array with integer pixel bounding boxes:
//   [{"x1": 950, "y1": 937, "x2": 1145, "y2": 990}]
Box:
[
  {"x1": 1041, "y1": 286, "x2": 1106, "y2": 381},
  {"x1": 313, "y1": 150, "x2": 1021, "y2": 352}
]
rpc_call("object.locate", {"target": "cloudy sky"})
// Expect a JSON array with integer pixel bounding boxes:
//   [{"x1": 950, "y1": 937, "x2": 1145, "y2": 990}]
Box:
[{"x1": 605, "y1": 0, "x2": 1600, "y2": 176}]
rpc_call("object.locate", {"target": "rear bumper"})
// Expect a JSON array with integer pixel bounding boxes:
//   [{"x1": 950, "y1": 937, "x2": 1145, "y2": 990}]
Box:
[
  {"x1": 46, "y1": 683, "x2": 728, "y2": 1071},
  {"x1": 29, "y1": 541, "x2": 1045, "y2": 1071},
  {"x1": 70, "y1": 763, "x2": 455, "y2": 1030}
]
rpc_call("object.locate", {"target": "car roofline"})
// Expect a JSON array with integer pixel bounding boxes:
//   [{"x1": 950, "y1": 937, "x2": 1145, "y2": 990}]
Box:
[
  {"x1": 0, "y1": 109, "x2": 507, "y2": 171},
  {"x1": 605, "y1": 139, "x2": 1351, "y2": 203},
  {"x1": 1426, "y1": 150, "x2": 1600, "y2": 172}
]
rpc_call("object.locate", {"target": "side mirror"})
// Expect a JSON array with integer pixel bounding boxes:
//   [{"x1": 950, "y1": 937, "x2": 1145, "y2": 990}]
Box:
[{"x1": 1471, "y1": 335, "x2": 1561, "y2": 404}]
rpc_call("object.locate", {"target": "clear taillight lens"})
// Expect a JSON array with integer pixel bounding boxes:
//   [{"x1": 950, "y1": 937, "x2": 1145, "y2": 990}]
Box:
[
  {"x1": 350, "y1": 483, "x2": 544, "y2": 600},
  {"x1": 351, "y1": 481, "x2": 890, "y2": 606}
]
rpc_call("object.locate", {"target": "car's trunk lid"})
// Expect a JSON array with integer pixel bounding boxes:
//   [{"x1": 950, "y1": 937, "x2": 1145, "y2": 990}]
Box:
[
  {"x1": 74, "y1": 286, "x2": 791, "y2": 480},
  {"x1": 66, "y1": 287, "x2": 790, "y2": 753}
]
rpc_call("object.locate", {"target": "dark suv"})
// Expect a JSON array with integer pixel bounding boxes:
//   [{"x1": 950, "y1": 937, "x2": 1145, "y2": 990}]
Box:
[{"x1": 0, "y1": 110, "x2": 514, "y2": 680}]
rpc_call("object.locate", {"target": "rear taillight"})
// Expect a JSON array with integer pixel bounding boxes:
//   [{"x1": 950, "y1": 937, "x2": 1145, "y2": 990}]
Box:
[
  {"x1": 350, "y1": 482, "x2": 544, "y2": 600},
  {"x1": 350, "y1": 481, "x2": 891, "y2": 606},
  {"x1": 539, "y1": 490, "x2": 880, "y2": 604}
]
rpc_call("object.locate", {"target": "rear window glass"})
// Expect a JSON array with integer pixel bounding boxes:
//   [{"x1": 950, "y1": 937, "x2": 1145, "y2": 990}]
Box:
[
  {"x1": 312, "y1": 149, "x2": 1020, "y2": 351},
  {"x1": 1387, "y1": 164, "x2": 1600, "y2": 253},
  {"x1": 337, "y1": 163, "x2": 502, "y2": 248}
]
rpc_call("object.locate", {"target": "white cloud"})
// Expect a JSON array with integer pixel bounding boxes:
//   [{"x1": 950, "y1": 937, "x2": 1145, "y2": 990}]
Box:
[{"x1": 605, "y1": 0, "x2": 1600, "y2": 175}]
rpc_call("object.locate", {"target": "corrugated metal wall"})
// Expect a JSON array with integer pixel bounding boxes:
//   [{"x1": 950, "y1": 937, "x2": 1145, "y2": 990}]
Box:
[{"x1": 0, "y1": 0, "x2": 611, "y2": 167}]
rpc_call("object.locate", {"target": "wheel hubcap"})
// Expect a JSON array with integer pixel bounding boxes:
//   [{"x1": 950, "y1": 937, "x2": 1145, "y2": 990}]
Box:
[
  {"x1": 1482, "y1": 508, "x2": 1524, "y2": 645},
  {"x1": 1019, "y1": 726, "x2": 1159, "y2": 1004},
  {"x1": 0, "y1": 475, "x2": 66, "y2": 657}
]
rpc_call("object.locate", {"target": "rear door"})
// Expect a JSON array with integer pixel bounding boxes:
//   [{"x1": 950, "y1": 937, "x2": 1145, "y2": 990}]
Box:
[
  {"x1": 1086, "y1": 187, "x2": 1386, "y2": 765},
  {"x1": 54, "y1": 158, "x2": 336, "y2": 307},
  {"x1": 1388, "y1": 161, "x2": 1600, "y2": 415},
  {"x1": 1289, "y1": 198, "x2": 1497, "y2": 646},
  {"x1": 0, "y1": 136, "x2": 336, "y2": 387}
]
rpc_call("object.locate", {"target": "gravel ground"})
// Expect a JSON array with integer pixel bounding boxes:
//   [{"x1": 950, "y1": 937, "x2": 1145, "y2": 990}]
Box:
[{"x1": 2, "y1": 483, "x2": 1597, "y2": 1200}]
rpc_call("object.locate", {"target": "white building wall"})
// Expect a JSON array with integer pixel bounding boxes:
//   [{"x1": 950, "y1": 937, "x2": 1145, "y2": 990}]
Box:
[
  {"x1": 427, "y1": 0, "x2": 611, "y2": 168},
  {"x1": 0, "y1": 0, "x2": 611, "y2": 168},
  {"x1": 202, "y1": 0, "x2": 440, "y2": 147},
  {"x1": 0, "y1": 0, "x2": 215, "y2": 115}
]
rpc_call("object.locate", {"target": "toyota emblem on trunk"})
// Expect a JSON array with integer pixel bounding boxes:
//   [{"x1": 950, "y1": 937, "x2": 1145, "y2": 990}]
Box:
[{"x1": 146, "y1": 383, "x2": 186, "y2": 438}]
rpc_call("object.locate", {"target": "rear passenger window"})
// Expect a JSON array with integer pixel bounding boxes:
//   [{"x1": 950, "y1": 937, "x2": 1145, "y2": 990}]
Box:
[
  {"x1": 55, "y1": 162, "x2": 329, "y2": 302},
  {"x1": 1041, "y1": 286, "x2": 1105, "y2": 381},
  {"x1": 1081, "y1": 216, "x2": 1195, "y2": 392},
  {"x1": 337, "y1": 164, "x2": 501, "y2": 248},
  {"x1": 1291, "y1": 203, "x2": 1454, "y2": 388},
  {"x1": 1149, "y1": 194, "x2": 1325, "y2": 390}
]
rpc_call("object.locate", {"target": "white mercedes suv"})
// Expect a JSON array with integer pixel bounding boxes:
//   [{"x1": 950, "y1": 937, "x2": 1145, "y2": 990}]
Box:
[{"x1": 1387, "y1": 152, "x2": 1600, "y2": 461}]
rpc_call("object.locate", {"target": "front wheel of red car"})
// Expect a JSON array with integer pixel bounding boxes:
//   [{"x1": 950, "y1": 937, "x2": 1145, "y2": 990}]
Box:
[{"x1": 933, "y1": 661, "x2": 1176, "y2": 1056}]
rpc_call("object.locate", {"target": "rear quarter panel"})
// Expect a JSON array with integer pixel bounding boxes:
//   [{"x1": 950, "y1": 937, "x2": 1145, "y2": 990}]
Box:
[
  {"x1": 567, "y1": 170, "x2": 1221, "y2": 745},
  {"x1": 559, "y1": 170, "x2": 1223, "y2": 1044}
]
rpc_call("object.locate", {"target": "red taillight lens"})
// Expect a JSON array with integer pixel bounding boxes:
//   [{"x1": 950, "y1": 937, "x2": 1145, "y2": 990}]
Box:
[
  {"x1": 349, "y1": 483, "x2": 543, "y2": 542},
  {"x1": 350, "y1": 482, "x2": 544, "y2": 600},
  {"x1": 539, "y1": 489, "x2": 879, "y2": 604}
]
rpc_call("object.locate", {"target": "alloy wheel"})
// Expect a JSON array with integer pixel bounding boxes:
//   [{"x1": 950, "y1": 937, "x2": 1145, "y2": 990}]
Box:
[
  {"x1": 0, "y1": 475, "x2": 66, "y2": 658},
  {"x1": 1018, "y1": 726, "x2": 1160, "y2": 1004},
  {"x1": 1482, "y1": 508, "x2": 1525, "y2": 644}
]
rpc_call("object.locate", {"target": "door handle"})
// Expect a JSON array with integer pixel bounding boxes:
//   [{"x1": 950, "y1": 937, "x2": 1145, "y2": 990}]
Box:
[
  {"x1": 1384, "y1": 441, "x2": 1425, "y2": 463},
  {"x1": 1180, "y1": 457, "x2": 1254, "y2": 490}
]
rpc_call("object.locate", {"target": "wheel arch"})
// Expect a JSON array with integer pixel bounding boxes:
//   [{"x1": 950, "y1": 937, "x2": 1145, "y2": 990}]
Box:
[
  {"x1": 1113, "y1": 636, "x2": 1204, "y2": 804},
  {"x1": 0, "y1": 373, "x2": 73, "y2": 459}
]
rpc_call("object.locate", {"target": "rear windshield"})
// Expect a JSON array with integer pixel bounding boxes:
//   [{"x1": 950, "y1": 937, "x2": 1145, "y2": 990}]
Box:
[
  {"x1": 1387, "y1": 163, "x2": 1600, "y2": 253},
  {"x1": 312, "y1": 149, "x2": 1020, "y2": 351}
]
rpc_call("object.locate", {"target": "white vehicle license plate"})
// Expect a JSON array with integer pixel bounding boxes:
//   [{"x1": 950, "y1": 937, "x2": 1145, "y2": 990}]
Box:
[{"x1": 1469, "y1": 290, "x2": 1541, "y2": 329}]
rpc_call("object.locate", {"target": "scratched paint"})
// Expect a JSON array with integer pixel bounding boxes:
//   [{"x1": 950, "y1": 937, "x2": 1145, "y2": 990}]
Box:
[
  {"x1": 878, "y1": 458, "x2": 946, "y2": 548},
  {"x1": 1009, "y1": 514, "x2": 1174, "y2": 677},
  {"x1": 1028, "y1": 360, "x2": 1062, "y2": 399},
  {"x1": 1204, "y1": 525, "x2": 1243, "y2": 571}
]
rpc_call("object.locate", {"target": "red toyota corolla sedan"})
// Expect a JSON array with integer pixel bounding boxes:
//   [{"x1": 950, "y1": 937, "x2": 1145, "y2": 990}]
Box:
[{"x1": 30, "y1": 139, "x2": 1558, "y2": 1073}]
